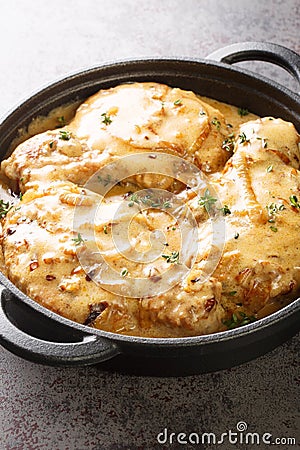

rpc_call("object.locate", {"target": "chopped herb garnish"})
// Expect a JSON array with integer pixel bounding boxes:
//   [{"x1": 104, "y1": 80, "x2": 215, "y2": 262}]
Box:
[
  {"x1": 127, "y1": 192, "x2": 172, "y2": 209},
  {"x1": 172, "y1": 226, "x2": 176, "y2": 231},
  {"x1": 162, "y1": 250, "x2": 179, "y2": 264},
  {"x1": 234, "y1": 232, "x2": 239, "y2": 239},
  {"x1": 270, "y1": 226, "x2": 278, "y2": 232},
  {"x1": 219, "y1": 205, "x2": 231, "y2": 216},
  {"x1": 222, "y1": 311, "x2": 256, "y2": 329},
  {"x1": 49, "y1": 141, "x2": 54, "y2": 149},
  {"x1": 289, "y1": 195, "x2": 300, "y2": 208},
  {"x1": 120, "y1": 268, "x2": 128, "y2": 277},
  {"x1": 19, "y1": 193, "x2": 23, "y2": 201},
  {"x1": 266, "y1": 165, "x2": 273, "y2": 173},
  {"x1": 72, "y1": 233, "x2": 85, "y2": 246},
  {"x1": 174, "y1": 99, "x2": 182, "y2": 105},
  {"x1": 222, "y1": 133, "x2": 235, "y2": 152},
  {"x1": 103, "y1": 225, "x2": 108, "y2": 234},
  {"x1": 59, "y1": 130, "x2": 71, "y2": 141},
  {"x1": 266, "y1": 203, "x2": 285, "y2": 216},
  {"x1": 97, "y1": 174, "x2": 114, "y2": 187},
  {"x1": 238, "y1": 132, "x2": 250, "y2": 144},
  {"x1": 57, "y1": 116, "x2": 66, "y2": 126},
  {"x1": 101, "y1": 112, "x2": 112, "y2": 125},
  {"x1": 128, "y1": 193, "x2": 141, "y2": 207},
  {"x1": 238, "y1": 108, "x2": 249, "y2": 117},
  {"x1": 228, "y1": 291, "x2": 237, "y2": 296},
  {"x1": 211, "y1": 117, "x2": 221, "y2": 130},
  {"x1": 199, "y1": 110, "x2": 206, "y2": 116},
  {"x1": 198, "y1": 189, "x2": 217, "y2": 213},
  {"x1": 0, "y1": 200, "x2": 13, "y2": 218}
]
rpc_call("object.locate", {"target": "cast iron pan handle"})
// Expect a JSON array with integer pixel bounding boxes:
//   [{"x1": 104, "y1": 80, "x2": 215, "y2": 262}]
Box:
[
  {"x1": 207, "y1": 42, "x2": 300, "y2": 88},
  {"x1": 0, "y1": 284, "x2": 120, "y2": 366}
]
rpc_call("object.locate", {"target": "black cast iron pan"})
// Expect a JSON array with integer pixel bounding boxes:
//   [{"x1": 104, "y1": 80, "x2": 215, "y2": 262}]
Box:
[{"x1": 0, "y1": 42, "x2": 300, "y2": 376}]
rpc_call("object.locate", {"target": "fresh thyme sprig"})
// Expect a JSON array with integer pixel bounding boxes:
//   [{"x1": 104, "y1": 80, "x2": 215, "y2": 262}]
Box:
[
  {"x1": 290, "y1": 195, "x2": 300, "y2": 209},
  {"x1": 219, "y1": 205, "x2": 231, "y2": 216},
  {"x1": 72, "y1": 233, "x2": 85, "y2": 246},
  {"x1": 222, "y1": 133, "x2": 235, "y2": 152},
  {"x1": 161, "y1": 251, "x2": 179, "y2": 264},
  {"x1": 101, "y1": 112, "x2": 112, "y2": 125},
  {"x1": 211, "y1": 117, "x2": 221, "y2": 130},
  {"x1": 198, "y1": 189, "x2": 217, "y2": 213},
  {"x1": 59, "y1": 130, "x2": 71, "y2": 141},
  {"x1": 127, "y1": 192, "x2": 172, "y2": 209},
  {"x1": 238, "y1": 132, "x2": 250, "y2": 144},
  {"x1": 222, "y1": 311, "x2": 256, "y2": 329},
  {"x1": 238, "y1": 108, "x2": 249, "y2": 117},
  {"x1": 0, "y1": 200, "x2": 13, "y2": 219}
]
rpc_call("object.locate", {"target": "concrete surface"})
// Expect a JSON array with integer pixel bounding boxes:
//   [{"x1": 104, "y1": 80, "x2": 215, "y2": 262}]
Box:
[{"x1": 0, "y1": 0, "x2": 299, "y2": 449}]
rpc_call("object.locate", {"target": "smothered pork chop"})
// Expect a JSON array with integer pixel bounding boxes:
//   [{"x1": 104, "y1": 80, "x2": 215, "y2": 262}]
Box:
[
  {"x1": 1, "y1": 82, "x2": 300, "y2": 337},
  {"x1": 2, "y1": 82, "x2": 231, "y2": 193}
]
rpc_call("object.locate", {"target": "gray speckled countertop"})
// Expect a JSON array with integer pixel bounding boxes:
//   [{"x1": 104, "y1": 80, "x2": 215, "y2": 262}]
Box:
[{"x1": 0, "y1": 1, "x2": 299, "y2": 449}]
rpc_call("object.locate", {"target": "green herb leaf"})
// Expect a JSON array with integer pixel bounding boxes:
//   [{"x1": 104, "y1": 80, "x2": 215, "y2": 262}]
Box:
[
  {"x1": 174, "y1": 99, "x2": 182, "y2": 105},
  {"x1": 234, "y1": 232, "x2": 239, "y2": 239},
  {"x1": 57, "y1": 116, "x2": 66, "y2": 126},
  {"x1": 238, "y1": 108, "x2": 249, "y2": 117},
  {"x1": 127, "y1": 192, "x2": 172, "y2": 209},
  {"x1": 198, "y1": 189, "x2": 217, "y2": 213},
  {"x1": 127, "y1": 193, "x2": 140, "y2": 207},
  {"x1": 101, "y1": 112, "x2": 112, "y2": 125},
  {"x1": 72, "y1": 233, "x2": 85, "y2": 246},
  {"x1": 211, "y1": 117, "x2": 221, "y2": 130},
  {"x1": 59, "y1": 130, "x2": 71, "y2": 141},
  {"x1": 238, "y1": 132, "x2": 250, "y2": 144},
  {"x1": 222, "y1": 134, "x2": 235, "y2": 152},
  {"x1": 219, "y1": 205, "x2": 231, "y2": 216},
  {"x1": 270, "y1": 226, "x2": 278, "y2": 232},
  {"x1": 103, "y1": 225, "x2": 108, "y2": 234},
  {"x1": 289, "y1": 194, "x2": 300, "y2": 208},
  {"x1": 222, "y1": 311, "x2": 256, "y2": 329},
  {"x1": 266, "y1": 203, "x2": 285, "y2": 216},
  {"x1": 266, "y1": 165, "x2": 273, "y2": 173},
  {"x1": 0, "y1": 200, "x2": 13, "y2": 219},
  {"x1": 120, "y1": 268, "x2": 128, "y2": 277},
  {"x1": 161, "y1": 250, "x2": 179, "y2": 264},
  {"x1": 97, "y1": 174, "x2": 114, "y2": 187}
]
